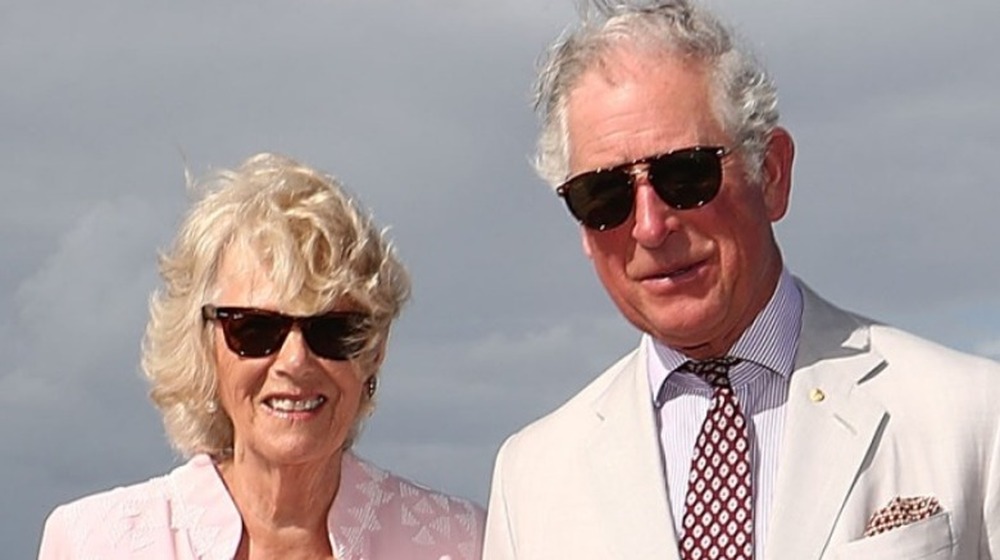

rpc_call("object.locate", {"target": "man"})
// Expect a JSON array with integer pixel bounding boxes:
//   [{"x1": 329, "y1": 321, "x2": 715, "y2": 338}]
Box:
[{"x1": 483, "y1": 1, "x2": 1000, "y2": 559}]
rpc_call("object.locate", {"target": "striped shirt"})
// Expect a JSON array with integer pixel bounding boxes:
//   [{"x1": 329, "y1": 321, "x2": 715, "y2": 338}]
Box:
[{"x1": 646, "y1": 269, "x2": 803, "y2": 559}]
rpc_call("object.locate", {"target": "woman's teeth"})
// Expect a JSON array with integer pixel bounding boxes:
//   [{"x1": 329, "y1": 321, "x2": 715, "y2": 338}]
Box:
[{"x1": 266, "y1": 396, "x2": 326, "y2": 412}]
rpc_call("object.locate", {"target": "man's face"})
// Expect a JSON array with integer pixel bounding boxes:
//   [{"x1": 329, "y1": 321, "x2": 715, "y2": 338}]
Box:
[{"x1": 565, "y1": 48, "x2": 794, "y2": 359}]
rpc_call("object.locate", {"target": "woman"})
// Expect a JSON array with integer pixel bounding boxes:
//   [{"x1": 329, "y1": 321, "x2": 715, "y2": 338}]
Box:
[{"x1": 39, "y1": 153, "x2": 484, "y2": 559}]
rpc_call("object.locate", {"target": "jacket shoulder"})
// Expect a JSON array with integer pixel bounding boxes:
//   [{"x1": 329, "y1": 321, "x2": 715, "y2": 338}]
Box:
[
  {"x1": 871, "y1": 324, "x2": 1000, "y2": 374},
  {"x1": 497, "y1": 347, "x2": 640, "y2": 468},
  {"x1": 799, "y1": 280, "x2": 1000, "y2": 391},
  {"x1": 38, "y1": 474, "x2": 173, "y2": 559},
  {"x1": 337, "y1": 454, "x2": 485, "y2": 560},
  {"x1": 515, "y1": 349, "x2": 639, "y2": 440},
  {"x1": 867, "y1": 323, "x2": 1000, "y2": 412}
]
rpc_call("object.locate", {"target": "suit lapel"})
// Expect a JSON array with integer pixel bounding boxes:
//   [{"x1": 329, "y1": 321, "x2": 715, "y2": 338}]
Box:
[
  {"x1": 584, "y1": 345, "x2": 681, "y2": 560},
  {"x1": 764, "y1": 284, "x2": 888, "y2": 560}
]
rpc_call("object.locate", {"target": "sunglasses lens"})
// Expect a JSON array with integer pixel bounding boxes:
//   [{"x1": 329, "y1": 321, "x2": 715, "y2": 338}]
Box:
[
  {"x1": 647, "y1": 148, "x2": 722, "y2": 210},
  {"x1": 559, "y1": 148, "x2": 724, "y2": 231},
  {"x1": 561, "y1": 170, "x2": 634, "y2": 230},
  {"x1": 220, "y1": 311, "x2": 290, "y2": 358},
  {"x1": 301, "y1": 313, "x2": 368, "y2": 361}
]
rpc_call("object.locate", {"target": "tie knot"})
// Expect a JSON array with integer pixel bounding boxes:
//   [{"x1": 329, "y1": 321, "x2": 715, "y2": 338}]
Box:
[{"x1": 678, "y1": 356, "x2": 741, "y2": 388}]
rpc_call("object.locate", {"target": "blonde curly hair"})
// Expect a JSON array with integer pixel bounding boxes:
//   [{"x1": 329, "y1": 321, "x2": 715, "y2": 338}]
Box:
[{"x1": 142, "y1": 153, "x2": 411, "y2": 458}]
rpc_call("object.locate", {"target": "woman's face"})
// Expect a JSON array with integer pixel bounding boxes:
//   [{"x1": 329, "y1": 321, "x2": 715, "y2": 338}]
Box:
[{"x1": 210, "y1": 245, "x2": 368, "y2": 467}]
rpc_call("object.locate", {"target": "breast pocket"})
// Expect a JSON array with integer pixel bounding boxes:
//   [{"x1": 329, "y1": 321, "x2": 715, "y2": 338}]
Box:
[{"x1": 831, "y1": 512, "x2": 953, "y2": 560}]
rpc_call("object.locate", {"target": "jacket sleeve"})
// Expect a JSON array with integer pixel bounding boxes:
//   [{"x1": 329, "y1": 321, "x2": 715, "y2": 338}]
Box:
[
  {"x1": 37, "y1": 506, "x2": 70, "y2": 560},
  {"x1": 483, "y1": 436, "x2": 518, "y2": 560},
  {"x1": 986, "y1": 416, "x2": 1000, "y2": 559}
]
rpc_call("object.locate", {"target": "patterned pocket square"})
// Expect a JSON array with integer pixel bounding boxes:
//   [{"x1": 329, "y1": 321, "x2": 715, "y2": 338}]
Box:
[{"x1": 863, "y1": 496, "x2": 943, "y2": 537}]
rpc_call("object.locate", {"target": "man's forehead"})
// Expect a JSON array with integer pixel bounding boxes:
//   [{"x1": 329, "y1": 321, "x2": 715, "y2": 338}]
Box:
[
  {"x1": 565, "y1": 47, "x2": 712, "y2": 126},
  {"x1": 565, "y1": 50, "x2": 719, "y2": 171}
]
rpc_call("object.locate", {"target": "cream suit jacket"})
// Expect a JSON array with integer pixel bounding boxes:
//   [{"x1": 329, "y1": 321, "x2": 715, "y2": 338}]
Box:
[{"x1": 483, "y1": 283, "x2": 1000, "y2": 560}]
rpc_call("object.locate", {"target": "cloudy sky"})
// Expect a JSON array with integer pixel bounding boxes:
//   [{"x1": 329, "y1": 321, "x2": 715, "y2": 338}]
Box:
[{"x1": 2, "y1": 0, "x2": 998, "y2": 555}]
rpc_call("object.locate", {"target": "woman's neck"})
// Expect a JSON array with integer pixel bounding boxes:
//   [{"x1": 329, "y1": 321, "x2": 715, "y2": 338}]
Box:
[{"x1": 217, "y1": 448, "x2": 344, "y2": 559}]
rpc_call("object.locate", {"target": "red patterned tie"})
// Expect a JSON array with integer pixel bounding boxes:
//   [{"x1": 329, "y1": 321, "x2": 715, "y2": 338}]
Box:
[{"x1": 677, "y1": 357, "x2": 753, "y2": 560}]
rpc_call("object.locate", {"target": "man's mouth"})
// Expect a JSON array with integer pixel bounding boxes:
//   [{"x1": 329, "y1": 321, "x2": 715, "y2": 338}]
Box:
[{"x1": 642, "y1": 260, "x2": 706, "y2": 282}]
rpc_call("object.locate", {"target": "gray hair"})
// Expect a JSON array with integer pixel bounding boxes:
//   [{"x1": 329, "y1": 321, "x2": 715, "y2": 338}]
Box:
[
  {"x1": 534, "y1": 0, "x2": 779, "y2": 187},
  {"x1": 143, "y1": 153, "x2": 411, "y2": 458}
]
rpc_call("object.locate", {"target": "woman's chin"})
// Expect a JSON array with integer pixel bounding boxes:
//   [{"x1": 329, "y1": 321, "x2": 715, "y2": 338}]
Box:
[{"x1": 237, "y1": 437, "x2": 344, "y2": 468}]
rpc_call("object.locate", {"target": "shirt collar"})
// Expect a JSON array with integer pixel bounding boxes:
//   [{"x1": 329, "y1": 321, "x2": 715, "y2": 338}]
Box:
[{"x1": 646, "y1": 269, "x2": 803, "y2": 400}]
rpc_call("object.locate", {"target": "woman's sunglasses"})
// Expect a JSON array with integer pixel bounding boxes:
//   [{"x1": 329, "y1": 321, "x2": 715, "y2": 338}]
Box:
[
  {"x1": 556, "y1": 146, "x2": 728, "y2": 231},
  {"x1": 202, "y1": 305, "x2": 369, "y2": 361}
]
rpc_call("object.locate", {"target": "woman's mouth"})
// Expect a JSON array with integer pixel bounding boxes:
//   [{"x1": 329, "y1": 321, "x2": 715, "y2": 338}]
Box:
[{"x1": 264, "y1": 395, "x2": 326, "y2": 414}]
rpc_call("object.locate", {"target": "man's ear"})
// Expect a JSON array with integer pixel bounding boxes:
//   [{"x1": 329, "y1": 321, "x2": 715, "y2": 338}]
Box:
[
  {"x1": 760, "y1": 127, "x2": 795, "y2": 222},
  {"x1": 581, "y1": 227, "x2": 594, "y2": 259}
]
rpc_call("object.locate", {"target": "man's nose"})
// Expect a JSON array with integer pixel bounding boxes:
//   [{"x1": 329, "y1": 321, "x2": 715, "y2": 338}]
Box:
[{"x1": 630, "y1": 175, "x2": 675, "y2": 247}]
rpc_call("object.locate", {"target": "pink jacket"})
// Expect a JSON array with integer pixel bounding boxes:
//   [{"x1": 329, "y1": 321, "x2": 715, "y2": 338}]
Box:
[{"x1": 39, "y1": 451, "x2": 484, "y2": 559}]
